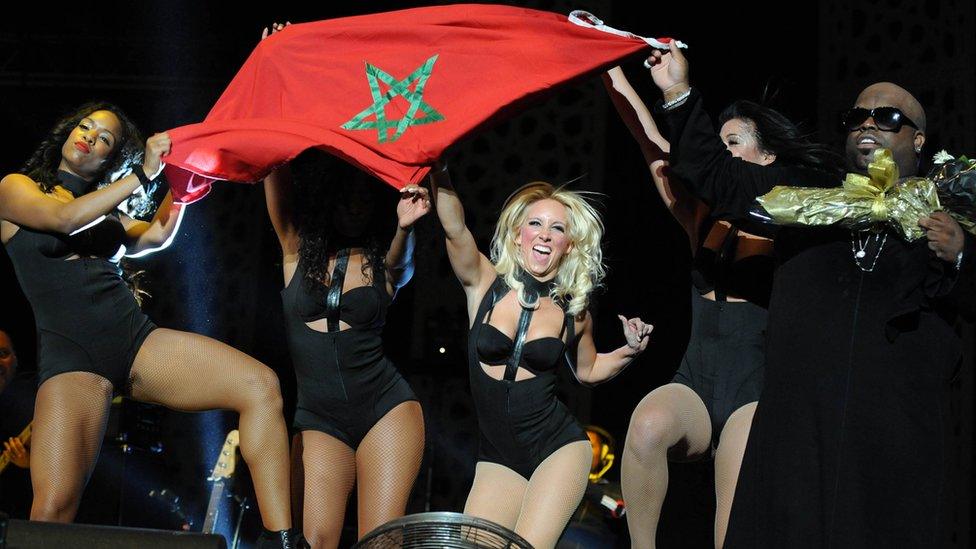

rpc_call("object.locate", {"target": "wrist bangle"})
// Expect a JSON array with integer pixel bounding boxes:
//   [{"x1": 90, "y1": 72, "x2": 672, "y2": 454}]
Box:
[
  {"x1": 131, "y1": 164, "x2": 151, "y2": 188},
  {"x1": 955, "y1": 250, "x2": 964, "y2": 271},
  {"x1": 662, "y1": 88, "x2": 692, "y2": 111}
]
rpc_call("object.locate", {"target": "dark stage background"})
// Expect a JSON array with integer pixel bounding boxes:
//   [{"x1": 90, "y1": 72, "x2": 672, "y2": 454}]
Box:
[{"x1": 0, "y1": 1, "x2": 972, "y2": 547}]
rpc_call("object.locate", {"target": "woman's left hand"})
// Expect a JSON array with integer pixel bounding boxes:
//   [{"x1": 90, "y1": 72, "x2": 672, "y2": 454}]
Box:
[
  {"x1": 619, "y1": 315, "x2": 653, "y2": 353},
  {"x1": 397, "y1": 185, "x2": 431, "y2": 229}
]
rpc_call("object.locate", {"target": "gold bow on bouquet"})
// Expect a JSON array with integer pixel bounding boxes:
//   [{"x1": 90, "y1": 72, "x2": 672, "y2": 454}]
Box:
[{"x1": 754, "y1": 149, "x2": 940, "y2": 240}]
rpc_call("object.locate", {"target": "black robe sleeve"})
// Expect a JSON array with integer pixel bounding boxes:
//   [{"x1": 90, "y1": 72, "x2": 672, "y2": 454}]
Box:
[{"x1": 657, "y1": 89, "x2": 837, "y2": 227}]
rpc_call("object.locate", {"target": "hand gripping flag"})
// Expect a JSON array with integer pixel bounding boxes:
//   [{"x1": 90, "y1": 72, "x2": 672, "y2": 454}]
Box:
[{"x1": 162, "y1": 5, "x2": 684, "y2": 203}]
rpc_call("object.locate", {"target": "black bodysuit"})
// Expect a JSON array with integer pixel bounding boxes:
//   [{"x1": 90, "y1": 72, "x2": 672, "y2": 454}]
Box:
[
  {"x1": 281, "y1": 248, "x2": 416, "y2": 448},
  {"x1": 672, "y1": 221, "x2": 773, "y2": 446},
  {"x1": 3, "y1": 171, "x2": 156, "y2": 390},
  {"x1": 468, "y1": 274, "x2": 588, "y2": 480}
]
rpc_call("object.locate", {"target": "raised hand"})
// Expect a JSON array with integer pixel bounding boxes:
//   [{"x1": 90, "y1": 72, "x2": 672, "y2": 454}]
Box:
[
  {"x1": 618, "y1": 315, "x2": 653, "y2": 353},
  {"x1": 261, "y1": 21, "x2": 291, "y2": 40},
  {"x1": 143, "y1": 132, "x2": 171, "y2": 178},
  {"x1": 397, "y1": 184, "x2": 431, "y2": 229},
  {"x1": 645, "y1": 41, "x2": 690, "y2": 101}
]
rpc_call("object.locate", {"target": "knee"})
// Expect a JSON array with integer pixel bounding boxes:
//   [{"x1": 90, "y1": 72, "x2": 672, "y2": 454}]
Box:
[
  {"x1": 243, "y1": 366, "x2": 283, "y2": 411},
  {"x1": 303, "y1": 528, "x2": 340, "y2": 549},
  {"x1": 31, "y1": 488, "x2": 78, "y2": 522},
  {"x1": 626, "y1": 404, "x2": 678, "y2": 458}
]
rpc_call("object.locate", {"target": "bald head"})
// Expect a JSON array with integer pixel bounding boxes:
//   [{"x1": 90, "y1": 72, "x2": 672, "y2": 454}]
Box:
[
  {"x1": 845, "y1": 82, "x2": 926, "y2": 177},
  {"x1": 857, "y1": 82, "x2": 926, "y2": 132}
]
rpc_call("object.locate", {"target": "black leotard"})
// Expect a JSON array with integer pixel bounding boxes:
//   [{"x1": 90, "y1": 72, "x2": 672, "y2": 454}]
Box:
[
  {"x1": 281, "y1": 248, "x2": 417, "y2": 448},
  {"x1": 468, "y1": 274, "x2": 587, "y2": 479},
  {"x1": 3, "y1": 171, "x2": 156, "y2": 390}
]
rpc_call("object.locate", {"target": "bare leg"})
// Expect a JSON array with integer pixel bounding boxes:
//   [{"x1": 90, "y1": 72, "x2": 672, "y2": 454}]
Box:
[
  {"x1": 29, "y1": 372, "x2": 113, "y2": 522},
  {"x1": 513, "y1": 440, "x2": 592, "y2": 549},
  {"x1": 300, "y1": 431, "x2": 356, "y2": 549},
  {"x1": 128, "y1": 328, "x2": 291, "y2": 530},
  {"x1": 713, "y1": 401, "x2": 756, "y2": 549},
  {"x1": 463, "y1": 462, "x2": 528, "y2": 530},
  {"x1": 354, "y1": 401, "x2": 425, "y2": 538},
  {"x1": 621, "y1": 383, "x2": 712, "y2": 549}
]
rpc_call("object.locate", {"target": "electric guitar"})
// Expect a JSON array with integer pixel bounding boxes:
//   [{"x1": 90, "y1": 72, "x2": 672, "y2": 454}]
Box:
[
  {"x1": 202, "y1": 429, "x2": 240, "y2": 534},
  {"x1": 0, "y1": 422, "x2": 31, "y2": 474}
]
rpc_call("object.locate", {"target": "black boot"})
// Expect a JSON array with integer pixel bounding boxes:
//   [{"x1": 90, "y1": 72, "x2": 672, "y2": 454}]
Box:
[{"x1": 257, "y1": 527, "x2": 305, "y2": 549}]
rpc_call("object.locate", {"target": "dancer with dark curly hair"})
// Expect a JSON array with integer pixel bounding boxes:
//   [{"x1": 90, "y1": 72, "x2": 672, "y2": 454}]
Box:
[
  {"x1": 264, "y1": 152, "x2": 428, "y2": 548},
  {"x1": 0, "y1": 103, "x2": 297, "y2": 548}
]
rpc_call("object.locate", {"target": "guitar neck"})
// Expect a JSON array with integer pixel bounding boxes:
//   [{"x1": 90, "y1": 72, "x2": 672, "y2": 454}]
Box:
[
  {"x1": 0, "y1": 422, "x2": 32, "y2": 474},
  {"x1": 201, "y1": 481, "x2": 226, "y2": 534}
]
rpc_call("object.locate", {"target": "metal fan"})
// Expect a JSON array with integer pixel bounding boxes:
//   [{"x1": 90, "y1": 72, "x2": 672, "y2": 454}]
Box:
[{"x1": 353, "y1": 512, "x2": 533, "y2": 548}]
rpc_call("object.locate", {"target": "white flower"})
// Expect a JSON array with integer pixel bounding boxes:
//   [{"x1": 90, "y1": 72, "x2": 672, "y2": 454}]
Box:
[{"x1": 932, "y1": 150, "x2": 955, "y2": 165}]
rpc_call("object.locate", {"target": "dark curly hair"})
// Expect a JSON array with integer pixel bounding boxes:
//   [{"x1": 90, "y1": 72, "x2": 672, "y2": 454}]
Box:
[
  {"x1": 21, "y1": 102, "x2": 156, "y2": 216},
  {"x1": 290, "y1": 151, "x2": 396, "y2": 297},
  {"x1": 718, "y1": 101, "x2": 844, "y2": 176}
]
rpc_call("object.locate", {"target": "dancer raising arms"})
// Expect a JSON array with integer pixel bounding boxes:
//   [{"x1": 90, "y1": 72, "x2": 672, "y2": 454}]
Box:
[
  {"x1": 604, "y1": 67, "x2": 842, "y2": 548},
  {"x1": 429, "y1": 167, "x2": 652, "y2": 549},
  {"x1": 264, "y1": 154, "x2": 428, "y2": 548}
]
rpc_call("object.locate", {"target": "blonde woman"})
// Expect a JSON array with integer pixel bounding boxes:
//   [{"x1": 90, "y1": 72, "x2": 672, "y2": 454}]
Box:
[{"x1": 430, "y1": 167, "x2": 652, "y2": 549}]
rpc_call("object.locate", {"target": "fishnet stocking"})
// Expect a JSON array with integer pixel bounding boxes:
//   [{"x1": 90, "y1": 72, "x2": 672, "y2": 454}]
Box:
[
  {"x1": 355, "y1": 401, "x2": 425, "y2": 538},
  {"x1": 128, "y1": 328, "x2": 291, "y2": 530},
  {"x1": 300, "y1": 430, "x2": 356, "y2": 549},
  {"x1": 713, "y1": 402, "x2": 756, "y2": 549},
  {"x1": 621, "y1": 383, "x2": 712, "y2": 549},
  {"x1": 29, "y1": 372, "x2": 114, "y2": 522},
  {"x1": 464, "y1": 462, "x2": 528, "y2": 530},
  {"x1": 513, "y1": 440, "x2": 592, "y2": 549}
]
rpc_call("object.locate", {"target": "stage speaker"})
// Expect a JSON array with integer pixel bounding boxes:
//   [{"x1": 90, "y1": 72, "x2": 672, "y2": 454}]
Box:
[{"x1": 4, "y1": 519, "x2": 226, "y2": 549}]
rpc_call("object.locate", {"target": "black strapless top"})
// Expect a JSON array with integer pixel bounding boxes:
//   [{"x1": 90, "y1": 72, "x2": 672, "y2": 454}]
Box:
[
  {"x1": 286, "y1": 253, "x2": 389, "y2": 330},
  {"x1": 475, "y1": 273, "x2": 571, "y2": 376}
]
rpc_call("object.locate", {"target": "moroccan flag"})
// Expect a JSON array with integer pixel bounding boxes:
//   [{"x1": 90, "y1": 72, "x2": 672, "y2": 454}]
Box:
[{"x1": 163, "y1": 5, "x2": 672, "y2": 203}]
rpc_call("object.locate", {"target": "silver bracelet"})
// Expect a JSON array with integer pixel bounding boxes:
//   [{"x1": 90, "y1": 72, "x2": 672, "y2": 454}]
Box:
[
  {"x1": 662, "y1": 88, "x2": 692, "y2": 111},
  {"x1": 955, "y1": 249, "x2": 964, "y2": 271}
]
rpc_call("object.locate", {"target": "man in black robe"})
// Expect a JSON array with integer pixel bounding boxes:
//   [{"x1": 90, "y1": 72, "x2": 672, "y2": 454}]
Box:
[{"x1": 643, "y1": 42, "x2": 974, "y2": 547}]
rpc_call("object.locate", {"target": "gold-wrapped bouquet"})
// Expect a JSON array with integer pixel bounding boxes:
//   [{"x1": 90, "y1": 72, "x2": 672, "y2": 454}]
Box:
[{"x1": 751, "y1": 149, "x2": 976, "y2": 240}]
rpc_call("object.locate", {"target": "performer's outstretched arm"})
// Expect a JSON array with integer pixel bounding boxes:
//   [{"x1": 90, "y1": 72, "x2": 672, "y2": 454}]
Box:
[
  {"x1": 428, "y1": 165, "x2": 496, "y2": 303},
  {"x1": 572, "y1": 312, "x2": 652, "y2": 385},
  {"x1": 604, "y1": 66, "x2": 704, "y2": 249},
  {"x1": 262, "y1": 164, "x2": 299, "y2": 259},
  {"x1": 385, "y1": 185, "x2": 430, "y2": 292}
]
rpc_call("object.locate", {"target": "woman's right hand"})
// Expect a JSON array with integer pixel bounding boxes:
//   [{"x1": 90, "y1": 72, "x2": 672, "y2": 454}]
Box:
[
  {"x1": 143, "y1": 132, "x2": 171, "y2": 178},
  {"x1": 261, "y1": 21, "x2": 291, "y2": 40},
  {"x1": 646, "y1": 41, "x2": 690, "y2": 101}
]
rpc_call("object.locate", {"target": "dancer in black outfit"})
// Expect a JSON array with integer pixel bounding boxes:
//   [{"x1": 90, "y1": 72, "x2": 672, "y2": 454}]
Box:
[
  {"x1": 430, "y1": 166, "x2": 652, "y2": 549},
  {"x1": 264, "y1": 155, "x2": 427, "y2": 548},
  {"x1": 603, "y1": 67, "x2": 841, "y2": 547},
  {"x1": 646, "y1": 42, "x2": 975, "y2": 548},
  {"x1": 0, "y1": 104, "x2": 297, "y2": 547}
]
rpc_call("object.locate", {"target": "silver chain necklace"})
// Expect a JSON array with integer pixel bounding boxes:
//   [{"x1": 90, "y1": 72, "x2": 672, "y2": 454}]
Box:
[{"x1": 851, "y1": 230, "x2": 887, "y2": 272}]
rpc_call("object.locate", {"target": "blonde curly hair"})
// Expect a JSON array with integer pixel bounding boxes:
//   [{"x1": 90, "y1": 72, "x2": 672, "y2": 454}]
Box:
[{"x1": 490, "y1": 182, "x2": 605, "y2": 316}]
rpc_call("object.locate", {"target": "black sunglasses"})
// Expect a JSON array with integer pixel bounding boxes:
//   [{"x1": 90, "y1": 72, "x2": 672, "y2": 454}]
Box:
[{"x1": 842, "y1": 107, "x2": 919, "y2": 133}]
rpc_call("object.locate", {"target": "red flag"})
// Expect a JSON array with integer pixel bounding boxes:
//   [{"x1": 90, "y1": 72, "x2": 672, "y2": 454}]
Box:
[{"x1": 163, "y1": 5, "x2": 659, "y2": 203}]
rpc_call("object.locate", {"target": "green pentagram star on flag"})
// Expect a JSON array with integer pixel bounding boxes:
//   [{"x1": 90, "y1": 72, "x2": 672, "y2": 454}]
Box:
[{"x1": 341, "y1": 54, "x2": 445, "y2": 143}]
